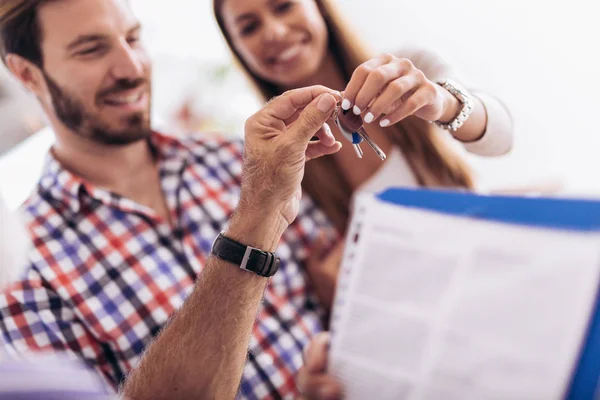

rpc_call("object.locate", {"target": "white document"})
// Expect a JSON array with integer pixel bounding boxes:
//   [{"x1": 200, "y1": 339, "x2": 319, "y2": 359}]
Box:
[{"x1": 329, "y1": 192, "x2": 600, "y2": 400}]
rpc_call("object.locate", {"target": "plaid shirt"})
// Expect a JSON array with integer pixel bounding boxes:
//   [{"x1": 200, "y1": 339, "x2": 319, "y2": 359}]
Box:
[{"x1": 0, "y1": 132, "x2": 338, "y2": 399}]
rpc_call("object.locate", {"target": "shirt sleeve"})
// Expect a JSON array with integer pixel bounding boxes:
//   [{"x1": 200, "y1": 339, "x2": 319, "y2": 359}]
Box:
[
  {"x1": 0, "y1": 268, "x2": 118, "y2": 392},
  {"x1": 396, "y1": 47, "x2": 514, "y2": 156}
]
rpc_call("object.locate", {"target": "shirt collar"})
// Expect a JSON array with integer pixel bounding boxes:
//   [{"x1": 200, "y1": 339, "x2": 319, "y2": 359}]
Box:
[{"x1": 37, "y1": 131, "x2": 195, "y2": 214}]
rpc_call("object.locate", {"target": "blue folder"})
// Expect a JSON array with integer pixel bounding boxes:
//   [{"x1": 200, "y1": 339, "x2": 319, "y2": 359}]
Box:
[{"x1": 376, "y1": 187, "x2": 600, "y2": 400}]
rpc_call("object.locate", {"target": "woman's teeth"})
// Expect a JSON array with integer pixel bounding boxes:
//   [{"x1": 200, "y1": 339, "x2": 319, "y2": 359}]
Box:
[{"x1": 275, "y1": 44, "x2": 302, "y2": 63}]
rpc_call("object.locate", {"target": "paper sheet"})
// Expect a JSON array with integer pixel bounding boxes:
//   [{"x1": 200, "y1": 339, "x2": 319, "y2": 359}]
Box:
[{"x1": 329, "y1": 193, "x2": 600, "y2": 400}]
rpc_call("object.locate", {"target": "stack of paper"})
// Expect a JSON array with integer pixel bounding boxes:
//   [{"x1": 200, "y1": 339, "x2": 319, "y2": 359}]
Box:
[{"x1": 329, "y1": 188, "x2": 600, "y2": 400}]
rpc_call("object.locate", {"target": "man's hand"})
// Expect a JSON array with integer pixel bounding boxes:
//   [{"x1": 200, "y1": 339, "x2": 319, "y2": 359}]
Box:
[
  {"x1": 306, "y1": 237, "x2": 344, "y2": 313},
  {"x1": 239, "y1": 86, "x2": 342, "y2": 232},
  {"x1": 122, "y1": 88, "x2": 342, "y2": 400},
  {"x1": 297, "y1": 332, "x2": 343, "y2": 400}
]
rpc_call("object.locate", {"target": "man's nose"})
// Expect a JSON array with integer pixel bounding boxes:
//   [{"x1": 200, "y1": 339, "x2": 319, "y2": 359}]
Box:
[{"x1": 111, "y1": 42, "x2": 145, "y2": 80}]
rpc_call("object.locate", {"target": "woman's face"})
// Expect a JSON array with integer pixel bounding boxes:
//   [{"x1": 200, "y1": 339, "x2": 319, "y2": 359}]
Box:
[{"x1": 221, "y1": 0, "x2": 329, "y2": 88}]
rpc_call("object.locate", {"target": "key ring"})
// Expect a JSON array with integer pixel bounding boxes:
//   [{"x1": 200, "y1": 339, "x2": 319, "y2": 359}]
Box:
[
  {"x1": 332, "y1": 104, "x2": 387, "y2": 161},
  {"x1": 332, "y1": 105, "x2": 364, "y2": 158}
]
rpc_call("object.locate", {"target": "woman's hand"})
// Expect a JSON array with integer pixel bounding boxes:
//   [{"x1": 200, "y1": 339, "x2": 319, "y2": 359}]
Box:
[{"x1": 341, "y1": 53, "x2": 460, "y2": 128}]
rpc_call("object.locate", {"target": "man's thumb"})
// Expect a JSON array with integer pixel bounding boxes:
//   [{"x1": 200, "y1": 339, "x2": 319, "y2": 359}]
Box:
[
  {"x1": 304, "y1": 332, "x2": 331, "y2": 373},
  {"x1": 293, "y1": 93, "x2": 337, "y2": 141}
]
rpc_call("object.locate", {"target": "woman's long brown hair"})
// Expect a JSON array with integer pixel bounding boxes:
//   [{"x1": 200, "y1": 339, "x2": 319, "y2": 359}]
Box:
[{"x1": 213, "y1": 0, "x2": 475, "y2": 233}]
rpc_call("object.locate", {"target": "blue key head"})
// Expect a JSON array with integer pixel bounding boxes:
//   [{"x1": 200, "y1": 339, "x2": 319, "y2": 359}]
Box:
[{"x1": 351, "y1": 132, "x2": 363, "y2": 144}]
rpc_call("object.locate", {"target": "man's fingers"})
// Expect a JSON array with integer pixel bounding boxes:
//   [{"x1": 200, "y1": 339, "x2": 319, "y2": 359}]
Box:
[
  {"x1": 297, "y1": 374, "x2": 343, "y2": 400},
  {"x1": 306, "y1": 141, "x2": 342, "y2": 161},
  {"x1": 306, "y1": 123, "x2": 336, "y2": 158},
  {"x1": 267, "y1": 86, "x2": 340, "y2": 121},
  {"x1": 304, "y1": 332, "x2": 331, "y2": 373},
  {"x1": 315, "y1": 123, "x2": 336, "y2": 147},
  {"x1": 292, "y1": 94, "x2": 338, "y2": 142}
]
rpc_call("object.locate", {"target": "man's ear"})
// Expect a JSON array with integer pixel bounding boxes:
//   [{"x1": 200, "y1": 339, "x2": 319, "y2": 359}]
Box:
[{"x1": 5, "y1": 54, "x2": 46, "y2": 98}]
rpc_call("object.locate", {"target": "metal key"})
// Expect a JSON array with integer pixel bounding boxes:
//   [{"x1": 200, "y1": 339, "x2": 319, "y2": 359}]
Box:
[
  {"x1": 333, "y1": 106, "x2": 386, "y2": 161},
  {"x1": 351, "y1": 138, "x2": 364, "y2": 158},
  {"x1": 355, "y1": 126, "x2": 387, "y2": 161},
  {"x1": 332, "y1": 106, "x2": 364, "y2": 158}
]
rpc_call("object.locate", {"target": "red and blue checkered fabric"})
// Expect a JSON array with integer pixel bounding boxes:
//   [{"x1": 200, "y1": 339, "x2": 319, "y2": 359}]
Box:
[{"x1": 0, "y1": 132, "x2": 339, "y2": 399}]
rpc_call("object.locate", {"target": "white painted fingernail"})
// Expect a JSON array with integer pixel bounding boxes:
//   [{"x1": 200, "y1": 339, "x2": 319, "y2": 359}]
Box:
[
  {"x1": 380, "y1": 119, "x2": 390, "y2": 127},
  {"x1": 341, "y1": 99, "x2": 351, "y2": 110},
  {"x1": 364, "y1": 112, "x2": 374, "y2": 124},
  {"x1": 353, "y1": 105, "x2": 362, "y2": 115}
]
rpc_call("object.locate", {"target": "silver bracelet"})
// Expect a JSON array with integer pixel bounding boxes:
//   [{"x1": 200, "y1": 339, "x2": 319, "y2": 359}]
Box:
[{"x1": 434, "y1": 79, "x2": 474, "y2": 132}]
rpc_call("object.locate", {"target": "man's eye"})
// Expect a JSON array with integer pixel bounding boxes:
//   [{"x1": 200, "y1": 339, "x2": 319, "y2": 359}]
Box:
[{"x1": 79, "y1": 47, "x2": 101, "y2": 56}]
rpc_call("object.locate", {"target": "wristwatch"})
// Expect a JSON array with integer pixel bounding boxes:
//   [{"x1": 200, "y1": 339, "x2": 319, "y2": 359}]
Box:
[
  {"x1": 434, "y1": 79, "x2": 474, "y2": 132},
  {"x1": 210, "y1": 232, "x2": 280, "y2": 277}
]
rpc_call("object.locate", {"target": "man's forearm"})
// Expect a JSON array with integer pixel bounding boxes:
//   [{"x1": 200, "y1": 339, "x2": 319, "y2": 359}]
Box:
[{"x1": 120, "y1": 210, "x2": 287, "y2": 400}]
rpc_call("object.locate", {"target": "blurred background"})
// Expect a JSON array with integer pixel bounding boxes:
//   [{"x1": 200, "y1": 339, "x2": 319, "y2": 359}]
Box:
[{"x1": 1, "y1": 0, "x2": 599, "y2": 210}]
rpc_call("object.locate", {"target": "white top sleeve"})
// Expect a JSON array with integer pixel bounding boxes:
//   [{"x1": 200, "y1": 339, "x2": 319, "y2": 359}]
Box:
[{"x1": 396, "y1": 47, "x2": 514, "y2": 157}]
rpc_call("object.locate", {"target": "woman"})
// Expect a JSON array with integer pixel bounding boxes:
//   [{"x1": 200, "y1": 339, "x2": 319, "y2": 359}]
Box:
[{"x1": 213, "y1": 0, "x2": 514, "y2": 309}]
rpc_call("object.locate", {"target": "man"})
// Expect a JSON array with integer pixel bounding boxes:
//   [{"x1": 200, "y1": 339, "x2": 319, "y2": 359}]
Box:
[
  {"x1": 0, "y1": 86, "x2": 343, "y2": 398},
  {"x1": 0, "y1": 0, "x2": 339, "y2": 397},
  {"x1": 121, "y1": 86, "x2": 343, "y2": 399}
]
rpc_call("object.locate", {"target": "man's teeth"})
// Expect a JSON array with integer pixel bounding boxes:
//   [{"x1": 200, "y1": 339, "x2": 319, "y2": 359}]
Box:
[{"x1": 106, "y1": 93, "x2": 142, "y2": 105}]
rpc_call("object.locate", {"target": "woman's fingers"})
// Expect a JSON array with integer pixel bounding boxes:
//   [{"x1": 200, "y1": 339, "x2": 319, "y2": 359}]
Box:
[
  {"x1": 378, "y1": 85, "x2": 435, "y2": 127},
  {"x1": 363, "y1": 73, "x2": 420, "y2": 124},
  {"x1": 352, "y1": 61, "x2": 408, "y2": 116},
  {"x1": 341, "y1": 54, "x2": 393, "y2": 113}
]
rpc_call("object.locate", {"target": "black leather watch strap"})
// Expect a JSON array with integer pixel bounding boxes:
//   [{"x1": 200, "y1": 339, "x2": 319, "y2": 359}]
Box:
[{"x1": 210, "y1": 232, "x2": 280, "y2": 277}]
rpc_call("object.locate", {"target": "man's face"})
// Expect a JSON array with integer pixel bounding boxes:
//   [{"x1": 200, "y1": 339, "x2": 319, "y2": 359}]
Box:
[{"x1": 36, "y1": 0, "x2": 152, "y2": 146}]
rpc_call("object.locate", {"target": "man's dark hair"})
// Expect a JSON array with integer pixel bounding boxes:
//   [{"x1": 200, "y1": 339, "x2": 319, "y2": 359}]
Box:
[{"x1": 0, "y1": 0, "x2": 53, "y2": 67}]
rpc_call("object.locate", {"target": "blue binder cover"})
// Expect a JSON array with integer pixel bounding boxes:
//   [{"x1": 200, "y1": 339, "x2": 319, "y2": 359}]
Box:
[{"x1": 376, "y1": 188, "x2": 600, "y2": 400}]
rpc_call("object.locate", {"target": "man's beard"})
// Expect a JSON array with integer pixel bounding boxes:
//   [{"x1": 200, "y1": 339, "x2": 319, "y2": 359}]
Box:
[{"x1": 43, "y1": 71, "x2": 152, "y2": 146}]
